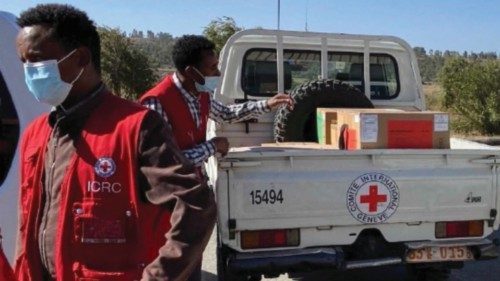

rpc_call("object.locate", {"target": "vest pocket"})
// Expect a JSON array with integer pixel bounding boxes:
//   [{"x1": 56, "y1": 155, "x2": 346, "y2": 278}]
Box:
[
  {"x1": 72, "y1": 200, "x2": 138, "y2": 268},
  {"x1": 73, "y1": 200, "x2": 135, "y2": 244}
]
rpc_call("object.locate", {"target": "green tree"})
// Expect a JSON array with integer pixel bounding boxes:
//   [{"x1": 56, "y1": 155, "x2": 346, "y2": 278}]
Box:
[
  {"x1": 203, "y1": 16, "x2": 243, "y2": 54},
  {"x1": 99, "y1": 27, "x2": 158, "y2": 100},
  {"x1": 439, "y1": 57, "x2": 500, "y2": 135}
]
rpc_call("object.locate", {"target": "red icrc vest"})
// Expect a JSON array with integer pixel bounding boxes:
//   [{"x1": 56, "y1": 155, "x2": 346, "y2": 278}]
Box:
[
  {"x1": 140, "y1": 74, "x2": 210, "y2": 150},
  {"x1": 15, "y1": 93, "x2": 172, "y2": 281}
]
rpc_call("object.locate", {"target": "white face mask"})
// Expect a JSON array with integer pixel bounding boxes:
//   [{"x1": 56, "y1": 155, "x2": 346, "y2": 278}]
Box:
[
  {"x1": 193, "y1": 67, "x2": 220, "y2": 93},
  {"x1": 23, "y1": 49, "x2": 84, "y2": 106}
]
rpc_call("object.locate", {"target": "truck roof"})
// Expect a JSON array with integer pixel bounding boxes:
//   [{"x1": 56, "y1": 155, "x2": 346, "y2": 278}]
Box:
[{"x1": 224, "y1": 29, "x2": 410, "y2": 52}]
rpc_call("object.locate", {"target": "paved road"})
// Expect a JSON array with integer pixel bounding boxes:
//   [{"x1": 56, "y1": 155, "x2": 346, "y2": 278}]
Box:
[{"x1": 201, "y1": 229, "x2": 500, "y2": 281}]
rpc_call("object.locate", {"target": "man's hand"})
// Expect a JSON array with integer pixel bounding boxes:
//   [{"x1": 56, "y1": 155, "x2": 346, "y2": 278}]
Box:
[
  {"x1": 212, "y1": 137, "x2": 229, "y2": 157},
  {"x1": 267, "y1": 93, "x2": 294, "y2": 110}
]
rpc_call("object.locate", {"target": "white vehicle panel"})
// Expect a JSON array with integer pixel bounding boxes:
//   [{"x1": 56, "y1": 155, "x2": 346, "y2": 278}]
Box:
[{"x1": 217, "y1": 146, "x2": 499, "y2": 251}]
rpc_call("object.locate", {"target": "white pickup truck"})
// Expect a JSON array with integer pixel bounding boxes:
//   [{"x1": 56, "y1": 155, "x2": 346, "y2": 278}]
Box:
[{"x1": 207, "y1": 29, "x2": 500, "y2": 281}]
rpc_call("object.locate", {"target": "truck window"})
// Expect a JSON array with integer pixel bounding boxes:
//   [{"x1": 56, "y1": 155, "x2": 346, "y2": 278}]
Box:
[
  {"x1": 0, "y1": 71, "x2": 20, "y2": 185},
  {"x1": 242, "y1": 49, "x2": 399, "y2": 99},
  {"x1": 369, "y1": 54, "x2": 399, "y2": 99},
  {"x1": 242, "y1": 49, "x2": 320, "y2": 96},
  {"x1": 285, "y1": 50, "x2": 321, "y2": 90},
  {"x1": 327, "y1": 52, "x2": 400, "y2": 99}
]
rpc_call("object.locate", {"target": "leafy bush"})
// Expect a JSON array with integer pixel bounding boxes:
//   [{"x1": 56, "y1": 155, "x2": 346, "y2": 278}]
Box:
[{"x1": 439, "y1": 58, "x2": 500, "y2": 135}]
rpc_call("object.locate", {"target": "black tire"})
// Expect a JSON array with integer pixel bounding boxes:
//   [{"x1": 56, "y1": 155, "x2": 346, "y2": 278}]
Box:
[
  {"x1": 274, "y1": 79, "x2": 374, "y2": 142},
  {"x1": 408, "y1": 265, "x2": 451, "y2": 281},
  {"x1": 217, "y1": 232, "x2": 261, "y2": 281}
]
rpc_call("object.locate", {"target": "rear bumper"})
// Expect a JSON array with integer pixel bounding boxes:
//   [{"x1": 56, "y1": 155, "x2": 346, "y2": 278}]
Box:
[
  {"x1": 226, "y1": 238, "x2": 499, "y2": 275},
  {"x1": 228, "y1": 247, "x2": 343, "y2": 274}
]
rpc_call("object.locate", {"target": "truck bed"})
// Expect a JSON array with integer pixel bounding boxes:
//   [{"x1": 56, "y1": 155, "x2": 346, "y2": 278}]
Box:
[{"x1": 216, "y1": 139, "x2": 500, "y2": 250}]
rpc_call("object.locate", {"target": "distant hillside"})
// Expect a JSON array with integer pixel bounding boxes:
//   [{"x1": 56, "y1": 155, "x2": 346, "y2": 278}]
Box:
[
  {"x1": 129, "y1": 29, "x2": 176, "y2": 69},
  {"x1": 125, "y1": 29, "x2": 499, "y2": 84},
  {"x1": 413, "y1": 47, "x2": 498, "y2": 83}
]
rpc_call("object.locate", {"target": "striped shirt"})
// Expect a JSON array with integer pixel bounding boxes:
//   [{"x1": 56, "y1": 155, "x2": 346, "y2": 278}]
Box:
[{"x1": 142, "y1": 73, "x2": 270, "y2": 166}]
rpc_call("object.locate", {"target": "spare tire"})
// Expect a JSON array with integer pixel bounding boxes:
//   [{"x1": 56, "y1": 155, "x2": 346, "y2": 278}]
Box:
[{"x1": 274, "y1": 79, "x2": 374, "y2": 142}]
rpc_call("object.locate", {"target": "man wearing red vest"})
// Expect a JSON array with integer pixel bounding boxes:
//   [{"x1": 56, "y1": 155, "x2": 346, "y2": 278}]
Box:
[
  {"x1": 14, "y1": 4, "x2": 215, "y2": 281},
  {"x1": 141, "y1": 35, "x2": 293, "y2": 168},
  {"x1": 140, "y1": 36, "x2": 293, "y2": 280}
]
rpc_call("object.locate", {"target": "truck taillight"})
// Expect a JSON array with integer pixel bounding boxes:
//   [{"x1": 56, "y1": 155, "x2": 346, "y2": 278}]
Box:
[
  {"x1": 435, "y1": 220, "x2": 484, "y2": 238},
  {"x1": 241, "y1": 229, "x2": 300, "y2": 249}
]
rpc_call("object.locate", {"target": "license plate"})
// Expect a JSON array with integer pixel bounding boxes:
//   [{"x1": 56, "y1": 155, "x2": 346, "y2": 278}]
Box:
[{"x1": 406, "y1": 246, "x2": 474, "y2": 263}]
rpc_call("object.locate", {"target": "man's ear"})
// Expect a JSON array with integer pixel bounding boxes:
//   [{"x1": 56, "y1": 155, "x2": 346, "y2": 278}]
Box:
[
  {"x1": 76, "y1": 47, "x2": 91, "y2": 68},
  {"x1": 185, "y1": 65, "x2": 205, "y2": 85}
]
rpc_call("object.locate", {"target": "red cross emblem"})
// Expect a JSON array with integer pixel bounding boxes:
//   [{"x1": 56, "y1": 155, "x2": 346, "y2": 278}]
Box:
[
  {"x1": 347, "y1": 173, "x2": 399, "y2": 224},
  {"x1": 94, "y1": 157, "x2": 116, "y2": 178},
  {"x1": 100, "y1": 161, "x2": 110, "y2": 172},
  {"x1": 360, "y1": 185, "x2": 387, "y2": 212}
]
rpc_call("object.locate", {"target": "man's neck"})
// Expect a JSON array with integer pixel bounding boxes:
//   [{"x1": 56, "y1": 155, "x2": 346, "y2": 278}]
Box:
[
  {"x1": 61, "y1": 79, "x2": 103, "y2": 109},
  {"x1": 175, "y1": 71, "x2": 198, "y2": 96}
]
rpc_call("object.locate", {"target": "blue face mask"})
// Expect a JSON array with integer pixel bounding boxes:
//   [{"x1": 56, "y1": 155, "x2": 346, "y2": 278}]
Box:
[
  {"x1": 23, "y1": 49, "x2": 84, "y2": 106},
  {"x1": 203, "y1": 76, "x2": 220, "y2": 93},
  {"x1": 193, "y1": 67, "x2": 220, "y2": 93}
]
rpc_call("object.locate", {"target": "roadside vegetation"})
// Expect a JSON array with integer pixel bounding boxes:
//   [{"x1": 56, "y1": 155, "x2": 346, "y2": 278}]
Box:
[
  {"x1": 439, "y1": 58, "x2": 500, "y2": 135},
  {"x1": 97, "y1": 18, "x2": 499, "y2": 136},
  {"x1": 98, "y1": 27, "x2": 158, "y2": 100}
]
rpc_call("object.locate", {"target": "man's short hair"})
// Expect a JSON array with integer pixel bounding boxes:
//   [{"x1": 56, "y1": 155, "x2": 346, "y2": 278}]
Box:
[
  {"x1": 172, "y1": 35, "x2": 215, "y2": 70},
  {"x1": 17, "y1": 4, "x2": 101, "y2": 73}
]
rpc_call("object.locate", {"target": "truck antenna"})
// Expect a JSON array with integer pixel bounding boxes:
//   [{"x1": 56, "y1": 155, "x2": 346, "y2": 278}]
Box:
[
  {"x1": 277, "y1": 0, "x2": 281, "y2": 30},
  {"x1": 305, "y1": 0, "x2": 309, "y2": 31}
]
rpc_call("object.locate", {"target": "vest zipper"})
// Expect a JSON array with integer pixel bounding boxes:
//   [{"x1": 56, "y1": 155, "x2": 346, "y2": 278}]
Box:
[{"x1": 40, "y1": 122, "x2": 59, "y2": 273}]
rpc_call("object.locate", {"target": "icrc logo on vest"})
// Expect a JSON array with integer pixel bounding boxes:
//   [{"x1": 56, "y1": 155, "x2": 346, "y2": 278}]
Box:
[
  {"x1": 346, "y1": 172, "x2": 400, "y2": 224},
  {"x1": 94, "y1": 157, "x2": 116, "y2": 178},
  {"x1": 89, "y1": 157, "x2": 122, "y2": 194},
  {"x1": 87, "y1": 181, "x2": 123, "y2": 194}
]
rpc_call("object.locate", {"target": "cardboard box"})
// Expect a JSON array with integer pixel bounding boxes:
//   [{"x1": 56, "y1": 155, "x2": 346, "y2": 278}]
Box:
[
  {"x1": 329, "y1": 109, "x2": 450, "y2": 149},
  {"x1": 316, "y1": 108, "x2": 339, "y2": 145},
  {"x1": 316, "y1": 108, "x2": 402, "y2": 145}
]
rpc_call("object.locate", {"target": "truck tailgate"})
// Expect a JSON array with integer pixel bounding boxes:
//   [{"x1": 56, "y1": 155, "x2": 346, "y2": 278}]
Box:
[{"x1": 217, "y1": 146, "x2": 500, "y2": 243}]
